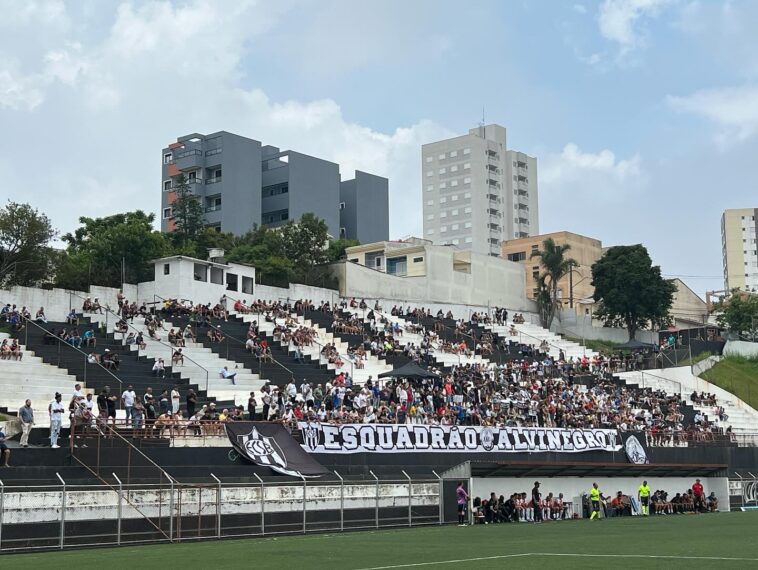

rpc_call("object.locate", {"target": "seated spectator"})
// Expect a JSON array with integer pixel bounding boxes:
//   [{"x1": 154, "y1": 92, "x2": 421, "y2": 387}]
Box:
[
  {"x1": 153, "y1": 357, "x2": 166, "y2": 378},
  {"x1": 35, "y1": 306, "x2": 48, "y2": 323},
  {"x1": 219, "y1": 366, "x2": 237, "y2": 385},
  {"x1": 67, "y1": 309, "x2": 79, "y2": 325}
]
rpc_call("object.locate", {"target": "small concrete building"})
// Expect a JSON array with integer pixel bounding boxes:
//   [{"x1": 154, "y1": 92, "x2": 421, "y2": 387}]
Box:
[
  {"x1": 143, "y1": 251, "x2": 256, "y2": 307},
  {"x1": 669, "y1": 278, "x2": 708, "y2": 328}
]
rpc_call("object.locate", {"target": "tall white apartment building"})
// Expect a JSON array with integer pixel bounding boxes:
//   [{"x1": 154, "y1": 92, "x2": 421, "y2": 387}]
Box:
[
  {"x1": 721, "y1": 208, "x2": 758, "y2": 292},
  {"x1": 421, "y1": 124, "x2": 539, "y2": 256}
]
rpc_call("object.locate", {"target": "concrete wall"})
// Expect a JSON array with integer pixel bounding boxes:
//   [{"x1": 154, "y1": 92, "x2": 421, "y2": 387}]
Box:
[
  {"x1": 0, "y1": 481, "x2": 438, "y2": 524},
  {"x1": 0, "y1": 284, "x2": 135, "y2": 322},
  {"x1": 552, "y1": 311, "x2": 658, "y2": 344},
  {"x1": 335, "y1": 246, "x2": 532, "y2": 312},
  {"x1": 724, "y1": 340, "x2": 758, "y2": 359},
  {"x1": 471, "y1": 476, "x2": 728, "y2": 517}
]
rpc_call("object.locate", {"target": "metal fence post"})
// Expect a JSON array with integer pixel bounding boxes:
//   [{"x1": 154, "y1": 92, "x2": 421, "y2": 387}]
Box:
[
  {"x1": 0, "y1": 478, "x2": 4, "y2": 550},
  {"x1": 369, "y1": 470, "x2": 379, "y2": 529},
  {"x1": 334, "y1": 471, "x2": 344, "y2": 532},
  {"x1": 432, "y1": 470, "x2": 442, "y2": 525},
  {"x1": 56, "y1": 473, "x2": 66, "y2": 550},
  {"x1": 211, "y1": 474, "x2": 221, "y2": 539},
  {"x1": 113, "y1": 473, "x2": 123, "y2": 546},
  {"x1": 302, "y1": 476, "x2": 307, "y2": 534},
  {"x1": 164, "y1": 471, "x2": 174, "y2": 542},
  {"x1": 254, "y1": 474, "x2": 265, "y2": 535},
  {"x1": 402, "y1": 470, "x2": 412, "y2": 527}
]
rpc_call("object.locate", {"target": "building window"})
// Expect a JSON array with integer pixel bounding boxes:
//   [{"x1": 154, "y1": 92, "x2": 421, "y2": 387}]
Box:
[
  {"x1": 163, "y1": 263, "x2": 170, "y2": 275},
  {"x1": 452, "y1": 239, "x2": 459, "y2": 245},
  {"x1": 210, "y1": 267, "x2": 224, "y2": 285},
  {"x1": 340, "y1": 227, "x2": 346, "y2": 238},
  {"x1": 426, "y1": 214, "x2": 434, "y2": 220},
  {"x1": 440, "y1": 197, "x2": 447, "y2": 203},
  {"x1": 452, "y1": 224, "x2": 459, "y2": 230},
  {"x1": 262, "y1": 209, "x2": 289, "y2": 224},
  {"x1": 426, "y1": 185, "x2": 434, "y2": 192},
  {"x1": 226, "y1": 273, "x2": 238, "y2": 292},
  {"x1": 451, "y1": 180, "x2": 458, "y2": 187},
  {"x1": 464, "y1": 192, "x2": 471, "y2": 198},
  {"x1": 425, "y1": 156, "x2": 433, "y2": 163},
  {"x1": 386, "y1": 256, "x2": 408, "y2": 276},
  {"x1": 439, "y1": 182, "x2": 447, "y2": 189},
  {"x1": 163, "y1": 152, "x2": 173, "y2": 164},
  {"x1": 163, "y1": 180, "x2": 171, "y2": 191},
  {"x1": 507, "y1": 252, "x2": 526, "y2": 262},
  {"x1": 465, "y1": 237, "x2": 472, "y2": 243},
  {"x1": 426, "y1": 171, "x2": 433, "y2": 177},
  {"x1": 262, "y1": 183, "x2": 289, "y2": 197},
  {"x1": 413, "y1": 256, "x2": 424, "y2": 263},
  {"x1": 205, "y1": 195, "x2": 222, "y2": 212},
  {"x1": 439, "y1": 168, "x2": 446, "y2": 174},
  {"x1": 452, "y1": 209, "x2": 459, "y2": 215},
  {"x1": 464, "y1": 177, "x2": 471, "y2": 184},
  {"x1": 451, "y1": 165, "x2": 458, "y2": 172},
  {"x1": 463, "y1": 163, "x2": 470, "y2": 169},
  {"x1": 463, "y1": 148, "x2": 471, "y2": 155},
  {"x1": 440, "y1": 211, "x2": 447, "y2": 218},
  {"x1": 427, "y1": 229, "x2": 435, "y2": 235},
  {"x1": 339, "y1": 202, "x2": 346, "y2": 210},
  {"x1": 438, "y1": 153, "x2": 445, "y2": 160},
  {"x1": 451, "y1": 195, "x2": 458, "y2": 201},
  {"x1": 241, "y1": 276, "x2": 254, "y2": 294},
  {"x1": 450, "y1": 151, "x2": 458, "y2": 157},
  {"x1": 162, "y1": 207, "x2": 172, "y2": 219},
  {"x1": 427, "y1": 200, "x2": 434, "y2": 206},
  {"x1": 441, "y1": 226, "x2": 447, "y2": 232},
  {"x1": 464, "y1": 207, "x2": 471, "y2": 214},
  {"x1": 193, "y1": 263, "x2": 208, "y2": 282},
  {"x1": 465, "y1": 222, "x2": 472, "y2": 228}
]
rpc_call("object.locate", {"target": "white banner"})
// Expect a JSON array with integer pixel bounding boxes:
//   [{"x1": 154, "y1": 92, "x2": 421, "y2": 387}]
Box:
[{"x1": 297, "y1": 423, "x2": 622, "y2": 454}]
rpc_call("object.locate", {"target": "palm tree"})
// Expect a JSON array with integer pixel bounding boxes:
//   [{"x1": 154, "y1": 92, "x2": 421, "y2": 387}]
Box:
[{"x1": 530, "y1": 238, "x2": 577, "y2": 329}]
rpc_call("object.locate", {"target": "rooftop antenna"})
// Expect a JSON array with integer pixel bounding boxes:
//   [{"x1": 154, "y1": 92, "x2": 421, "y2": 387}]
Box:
[{"x1": 478, "y1": 106, "x2": 486, "y2": 137}]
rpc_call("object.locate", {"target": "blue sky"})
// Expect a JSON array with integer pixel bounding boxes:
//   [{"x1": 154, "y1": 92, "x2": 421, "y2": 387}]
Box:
[{"x1": 1, "y1": 0, "x2": 757, "y2": 296}]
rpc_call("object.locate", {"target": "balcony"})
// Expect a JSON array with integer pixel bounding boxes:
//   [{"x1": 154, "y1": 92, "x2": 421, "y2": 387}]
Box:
[
  {"x1": 205, "y1": 177, "x2": 222, "y2": 185},
  {"x1": 174, "y1": 148, "x2": 204, "y2": 171}
]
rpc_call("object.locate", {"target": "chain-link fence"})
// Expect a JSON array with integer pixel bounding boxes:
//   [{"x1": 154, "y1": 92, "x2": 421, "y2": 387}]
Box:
[{"x1": 0, "y1": 474, "x2": 443, "y2": 553}]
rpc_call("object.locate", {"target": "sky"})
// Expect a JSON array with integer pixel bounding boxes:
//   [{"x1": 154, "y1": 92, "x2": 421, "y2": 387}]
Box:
[{"x1": 1, "y1": 0, "x2": 757, "y2": 297}]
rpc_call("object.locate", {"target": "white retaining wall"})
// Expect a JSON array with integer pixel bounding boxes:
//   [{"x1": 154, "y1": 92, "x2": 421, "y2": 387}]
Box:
[{"x1": 724, "y1": 340, "x2": 758, "y2": 359}]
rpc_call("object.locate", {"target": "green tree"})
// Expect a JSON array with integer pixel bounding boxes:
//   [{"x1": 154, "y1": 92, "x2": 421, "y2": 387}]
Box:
[
  {"x1": 530, "y1": 238, "x2": 576, "y2": 329},
  {"x1": 714, "y1": 291, "x2": 758, "y2": 340},
  {"x1": 280, "y1": 213, "x2": 330, "y2": 267},
  {"x1": 57, "y1": 210, "x2": 168, "y2": 289},
  {"x1": 591, "y1": 245, "x2": 676, "y2": 340},
  {"x1": 0, "y1": 201, "x2": 58, "y2": 286},
  {"x1": 170, "y1": 174, "x2": 205, "y2": 249},
  {"x1": 326, "y1": 238, "x2": 360, "y2": 263}
]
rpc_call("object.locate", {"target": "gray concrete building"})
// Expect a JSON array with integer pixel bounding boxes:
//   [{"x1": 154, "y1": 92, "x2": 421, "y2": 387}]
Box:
[
  {"x1": 161, "y1": 131, "x2": 388, "y2": 242},
  {"x1": 421, "y1": 124, "x2": 539, "y2": 256}
]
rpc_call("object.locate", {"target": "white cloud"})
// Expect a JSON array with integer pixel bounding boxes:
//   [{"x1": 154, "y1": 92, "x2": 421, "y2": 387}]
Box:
[
  {"x1": 0, "y1": 0, "x2": 448, "y2": 239},
  {"x1": 597, "y1": 0, "x2": 670, "y2": 57},
  {"x1": 542, "y1": 143, "x2": 642, "y2": 185},
  {"x1": 667, "y1": 86, "x2": 758, "y2": 144}
]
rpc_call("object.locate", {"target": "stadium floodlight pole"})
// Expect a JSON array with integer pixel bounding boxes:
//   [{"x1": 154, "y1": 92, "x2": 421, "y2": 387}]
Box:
[
  {"x1": 334, "y1": 471, "x2": 344, "y2": 532},
  {"x1": 112, "y1": 473, "x2": 123, "y2": 545},
  {"x1": 211, "y1": 474, "x2": 221, "y2": 539},
  {"x1": 56, "y1": 472, "x2": 66, "y2": 550},
  {"x1": 402, "y1": 470, "x2": 412, "y2": 527},
  {"x1": 369, "y1": 470, "x2": 379, "y2": 529},
  {"x1": 254, "y1": 473, "x2": 265, "y2": 536},
  {"x1": 431, "y1": 471, "x2": 442, "y2": 525}
]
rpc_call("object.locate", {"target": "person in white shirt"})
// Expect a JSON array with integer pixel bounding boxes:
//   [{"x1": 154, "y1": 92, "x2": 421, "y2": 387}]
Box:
[
  {"x1": 48, "y1": 393, "x2": 65, "y2": 448},
  {"x1": 219, "y1": 366, "x2": 237, "y2": 385},
  {"x1": 286, "y1": 381, "x2": 297, "y2": 404},
  {"x1": 72, "y1": 384, "x2": 85, "y2": 401},
  {"x1": 122, "y1": 385, "x2": 137, "y2": 426},
  {"x1": 171, "y1": 387, "x2": 180, "y2": 414},
  {"x1": 153, "y1": 358, "x2": 165, "y2": 378}
]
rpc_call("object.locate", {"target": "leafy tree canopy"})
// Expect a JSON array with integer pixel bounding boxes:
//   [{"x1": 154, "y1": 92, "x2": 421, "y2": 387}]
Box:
[
  {"x1": 715, "y1": 291, "x2": 758, "y2": 340},
  {"x1": 591, "y1": 244, "x2": 676, "y2": 340},
  {"x1": 0, "y1": 201, "x2": 57, "y2": 287}
]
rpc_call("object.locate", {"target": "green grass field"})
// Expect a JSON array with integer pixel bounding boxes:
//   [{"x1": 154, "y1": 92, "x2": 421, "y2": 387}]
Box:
[
  {"x1": 3, "y1": 512, "x2": 757, "y2": 569},
  {"x1": 700, "y1": 355, "x2": 758, "y2": 411}
]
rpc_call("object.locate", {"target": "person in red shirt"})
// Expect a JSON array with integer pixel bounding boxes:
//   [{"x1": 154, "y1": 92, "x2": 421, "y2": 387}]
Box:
[{"x1": 692, "y1": 479, "x2": 705, "y2": 513}]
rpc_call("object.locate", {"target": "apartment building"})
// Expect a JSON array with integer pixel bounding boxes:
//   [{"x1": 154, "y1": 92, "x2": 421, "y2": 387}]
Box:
[
  {"x1": 721, "y1": 208, "x2": 758, "y2": 292},
  {"x1": 161, "y1": 131, "x2": 389, "y2": 242},
  {"x1": 421, "y1": 124, "x2": 538, "y2": 256},
  {"x1": 501, "y1": 231, "x2": 602, "y2": 311}
]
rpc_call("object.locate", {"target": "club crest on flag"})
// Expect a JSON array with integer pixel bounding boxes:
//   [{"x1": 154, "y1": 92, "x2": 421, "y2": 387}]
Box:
[
  {"x1": 238, "y1": 426, "x2": 288, "y2": 470},
  {"x1": 302, "y1": 422, "x2": 322, "y2": 452}
]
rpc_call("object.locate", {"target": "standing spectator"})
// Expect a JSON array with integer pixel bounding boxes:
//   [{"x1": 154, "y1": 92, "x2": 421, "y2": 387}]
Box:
[
  {"x1": 692, "y1": 479, "x2": 705, "y2": 513},
  {"x1": 0, "y1": 428, "x2": 9, "y2": 466},
  {"x1": 532, "y1": 481, "x2": 543, "y2": 523},
  {"x1": 456, "y1": 482, "x2": 469, "y2": 526},
  {"x1": 49, "y1": 393, "x2": 65, "y2": 448},
  {"x1": 18, "y1": 399, "x2": 34, "y2": 447},
  {"x1": 171, "y1": 386, "x2": 181, "y2": 414},
  {"x1": 248, "y1": 392, "x2": 257, "y2": 420},
  {"x1": 186, "y1": 389, "x2": 197, "y2": 418},
  {"x1": 122, "y1": 385, "x2": 136, "y2": 427},
  {"x1": 159, "y1": 389, "x2": 170, "y2": 415},
  {"x1": 143, "y1": 387, "x2": 157, "y2": 424},
  {"x1": 103, "y1": 386, "x2": 118, "y2": 427}
]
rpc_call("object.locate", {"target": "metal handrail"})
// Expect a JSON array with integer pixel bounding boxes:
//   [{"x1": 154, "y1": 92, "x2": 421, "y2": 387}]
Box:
[
  {"x1": 21, "y1": 316, "x2": 123, "y2": 393},
  {"x1": 69, "y1": 290, "x2": 212, "y2": 392}
]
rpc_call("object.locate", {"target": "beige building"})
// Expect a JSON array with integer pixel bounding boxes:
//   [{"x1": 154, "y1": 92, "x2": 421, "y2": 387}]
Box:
[
  {"x1": 721, "y1": 208, "x2": 758, "y2": 292},
  {"x1": 669, "y1": 278, "x2": 708, "y2": 328},
  {"x1": 338, "y1": 238, "x2": 530, "y2": 311},
  {"x1": 501, "y1": 231, "x2": 602, "y2": 311}
]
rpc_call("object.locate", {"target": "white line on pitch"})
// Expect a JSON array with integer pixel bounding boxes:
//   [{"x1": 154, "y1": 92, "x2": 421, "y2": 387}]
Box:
[{"x1": 353, "y1": 554, "x2": 532, "y2": 570}]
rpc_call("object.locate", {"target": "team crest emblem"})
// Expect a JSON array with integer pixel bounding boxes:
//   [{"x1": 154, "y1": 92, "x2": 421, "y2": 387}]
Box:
[
  {"x1": 624, "y1": 435, "x2": 649, "y2": 465},
  {"x1": 238, "y1": 427, "x2": 288, "y2": 470},
  {"x1": 480, "y1": 427, "x2": 495, "y2": 451},
  {"x1": 302, "y1": 423, "x2": 322, "y2": 452}
]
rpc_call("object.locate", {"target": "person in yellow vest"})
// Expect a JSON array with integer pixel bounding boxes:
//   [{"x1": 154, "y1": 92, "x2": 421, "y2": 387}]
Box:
[
  {"x1": 589, "y1": 482, "x2": 605, "y2": 520},
  {"x1": 638, "y1": 480, "x2": 651, "y2": 516}
]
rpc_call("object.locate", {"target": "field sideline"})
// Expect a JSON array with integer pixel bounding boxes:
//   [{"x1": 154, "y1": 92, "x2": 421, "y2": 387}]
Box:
[{"x1": 2, "y1": 512, "x2": 757, "y2": 569}]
